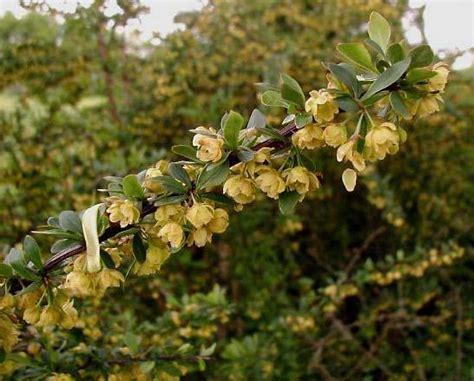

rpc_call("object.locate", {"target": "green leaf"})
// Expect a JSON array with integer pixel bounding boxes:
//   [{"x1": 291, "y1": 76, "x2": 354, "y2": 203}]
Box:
[
  {"x1": 260, "y1": 90, "x2": 288, "y2": 108},
  {"x1": 200, "y1": 193, "x2": 233, "y2": 206},
  {"x1": 255, "y1": 126, "x2": 286, "y2": 141},
  {"x1": 336, "y1": 43, "x2": 377, "y2": 72},
  {"x1": 295, "y1": 113, "x2": 313, "y2": 128},
  {"x1": 196, "y1": 161, "x2": 230, "y2": 190},
  {"x1": 409, "y1": 45, "x2": 434, "y2": 68},
  {"x1": 246, "y1": 109, "x2": 266, "y2": 129},
  {"x1": 237, "y1": 149, "x2": 255, "y2": 162},
  {"x1": 100, "y1": 249, "x2": 116, "y2": 269},
  {"x1": 327, "y1": 63, "x2": 361, "y2": 98},
  {"x1": 16, "y1": 281, "x2": 42, "y2": 296},
  {"x1": 387, "y1": 43, "x2": 405, "y2": 63},
  {"x1": 335, "y1": 96, "x2": 359, "y2": 112},
  {"x1": 278, "y1": 191, "x2": 300, "y2": 215},
  {"x1": 365, "y1": 39, "x2": 385, "y2": 57},
  {"x1": 23, "y1": 235, "x2": 42, "y2": 269},
  {"x1": 172, "y1": 145, "x2": 200, "y2": 162},
  {"x1": 0, "y1": 263, "x2": 13, "y2": 279},
  {"x1": 368, "y1": 11, "x2": 391, "y2": 53},
  {"x1": 154, "y1": 194, "x2": 187, "y2": 206},
  {"x1": 356, "y1": 114, "x2": 368, "y2": 153},
  {"x1": 223, "y1": 110, "x2": 244, "y2": 150},
  {"x1": 51, "y1": 239, "x2": 80, "y2": 254},
  {"x1": 47, "y1": 216, "x2": 61, "y2": 228},
  {"x1": 280, "y1": 74, "x2": 305, "y2": 108},
  {"x1": 389, "y1": 92, "x2": 410, "y2": 118},
  {"x1": 132, "y1": 233, "x2": 147, "y2": 263},
  {"x1": 200, "y1": 343, "x2": 217, "y2": 357},
  {"x1": 168, "y1": 163, "x2": 191, "y2": 188},
  {"x1": 11, "y1": 262, "x2": 40, "y2": 281},
  {"x1": 59, "y1": 211, "x2": 82, "y2": 234},
  {"x1": 123, "y1": 174, "x2": 145, "y2": 199},
  {"x1": 361, "y1": 58, "x2": 411, "y2": 100},
  {"x1": 361, "y1": 90, "x2": 389, "y2": 106},
  {"x1": 406, "y1": 68, "x2": 437, "y2": 84},
  {"x1": 154, "y1": 176, "x2": 188, "y2": 194}
]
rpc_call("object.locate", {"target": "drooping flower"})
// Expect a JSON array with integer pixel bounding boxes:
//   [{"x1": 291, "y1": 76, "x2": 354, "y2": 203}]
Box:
[
  {"x1": 208, "y1": 208, "x2": 229, "y2": 233},
  {"x1": 192, "y1": 127, "x2": 225, "y2": 162},
  {"x1": 283, "y1": 166, "x2": 319, "y2": 195},
  {"x1": 186, "y1": 203, "x2": 214, "y2": 228},
  {"x1": 305, "y1": 90, "x2": 339, "y2": 122},
  {"x1": 158, "y1": 222, "x2": 185, "y2": 249},
  {"x1": 323, "y1": 124, "x2": 347, "y2": 147},
  {"x1": 337, "y1": 140, "x2": 366, "y2": 171},
  {"x1": 426, "y1": 62, "x2": 449, "y2": 93},
  {"x1": 365, "y1": 122, "x2": 400, "y2": 160},
  {"x1": 291, "y1": 124, "x2": 325, "y2": 150},
  {"x1": 106, "y1": 198, "x2": 140, "y2": 228},
  {"x1": 255, "y1": 167, "x2": 285, "y2": 199},
  {"x1": 223, "y1": 175, "x2": 256, "y2": 204}
]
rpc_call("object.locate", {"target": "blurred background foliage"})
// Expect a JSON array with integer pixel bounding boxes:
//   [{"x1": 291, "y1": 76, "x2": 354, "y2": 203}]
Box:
[{"x1": 0, "y1": 0, "x2": 473, "y2": 379}]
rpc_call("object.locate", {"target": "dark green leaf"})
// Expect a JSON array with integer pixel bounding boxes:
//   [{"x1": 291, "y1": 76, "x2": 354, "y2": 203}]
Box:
[
  {"x1": 361, "y1": 90, "x2": 389, "y2": 106},
  {"x1": 368, "y1": 11, "x2": 391, "y2": 53},
  {"x1": 223, "y1": 110, "x2": 244, "y2": 150},
  {"x1": 278, "y1": 191, "x2": 300, "y2": 215},
  {"x1": 172, "y1": 145, "x2": 200, "y2": 162},
  {"x1": 361, "y1": 58, "x2": 411, "y2": 100},
  {"x1": 406, "y1": 68, "x2": 437, "y2": 84},
  {"x1": 59, "y1": 211, "x2": 82, "y2": 234},
  {"x1": 11, "y1": 262, "x2": 40, "y2": 281},
  {"x1": 336, "y1": 43, "x2": 377, "y2": 72},
  {"x1": 0, "y1": 264, "x2": 13, "y2": 279},
  {"x1": 50, "y1": 239, "x2": 79, "y2": 254},
  {"x1": 132, "y1": 233, "x2": 147, "y2": 263},
  {"x1": 197, "y1": 161, "x2": 230, "y2": 190},
  {"x1": 237, "y1": 149, "x2": 255, "y2": 162},
  {"x1": 100, "y1": 249, "x2": 115, "y2": 269},
  {"x1": 123, "y1": 174, "x2": 145, "y2": 199},
  {"x1": 387, "y1": 43, "x2": 405, "y2": 63},
  {"x1": 335, "y1": 96, "x2": 359, "y2": 112},
  {"x1": 200, "y1": 193, "x2": 234, "y2": 206},
  {"x1": 356, "y1": 114, "x2": 368, "y2": 153},
  {"x1": 327, "y1": 63, "x2": 362, "y2": 98},
  {"x1": 168, "y1": 163, "x2": 191, "y2": 188},
  {"x1": 409, "y1": 45, "x2": 434, "y2": 68},
  {"x1": 255, "y1": 127, "x2": 286, "y2": 141},
  {"x1": 280, "y1": 74, "x2": 305, "y2": 108},
  {"x1": 23, "y1": 235, "x2": 42, "y2": 269},
  {"x1": 16, "y1": 281, "x2": 42, "y2": 296},
  {"x1": 154, "y1": 176, "x2": 188, "y2": 194},
  {"x1": 390, "y1": 92, "x2": 410, "y2": 118},
  {"x1": 154, "y1": 194, "x2": 187, "y2": 207}
]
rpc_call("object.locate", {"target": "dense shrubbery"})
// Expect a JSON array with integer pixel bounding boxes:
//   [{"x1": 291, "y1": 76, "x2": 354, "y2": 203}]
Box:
[{"x1": 0, "y1": 1, "x2": 472, "y2": 380}]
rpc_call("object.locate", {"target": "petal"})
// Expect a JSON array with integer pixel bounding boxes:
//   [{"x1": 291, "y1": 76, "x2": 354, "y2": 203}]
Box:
[
  {"x1": 82, "y1": 203, "x2": 103, "y2": 273},
  {"x1": 342, "y1": 169, "x2": 357, "y2": 192}
]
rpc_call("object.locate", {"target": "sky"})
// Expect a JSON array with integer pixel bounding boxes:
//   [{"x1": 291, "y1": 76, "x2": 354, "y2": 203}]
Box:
[{"x1": 0, "y1": 0, "x2": 473, "y2": 69}]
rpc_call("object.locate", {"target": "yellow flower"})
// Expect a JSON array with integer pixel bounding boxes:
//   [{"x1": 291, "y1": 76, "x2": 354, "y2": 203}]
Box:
[
  {"x1": 342, "y1": 168, "x2": 357, "y2": 192},
  {"x1": 365, "y1": 122, "x2": 400, "y2": 160},
  {"x1": 37, "y1": 304, "x2": 63, "y2": 327},
  {"x1": 158, "y1": 222, "x2": 185, "y2": 248},
  {"x1": 283, "y1": 166, "x2": 319, "y2": 195},
  {"x1": 426, "y1": 62, "x2": 449, "y2": 93},
  {"x1": 410, "y1": 95, "x2": 441, "y2": 118},
  {"x1": 143, "y1": 160, "x2": 168, "y2": 192},
  {"x1": 189, "y1": 227, "x2": 213, "y2": 247},
  {"x1": 0, "y1": 294, "x2": 15, "y2": 310},
  {"x1": 106, "y1": 198, "x2": 140, "y2": 228},
  {"x1": 336, "y1": 139, "x2": 366, "y2": 171},
  {"x1": 291, "y1": 124, "x2": 324, "y2": 150},
  {"x1": 23, "y1": 306, "x2": 41, "y2": 325},
  {"x1": 208, "y1": 208, "x2": 229, "y2": 233},
  {"x1": 60, "y1": 300, "x2": 78, "y2": 329},
  {"x1": 223, "y1": 175, "x2": 255, "y2": 204},
  {"x1": 186, "y1": 203, "x2": 214, "y2": 228},
  {"x1": 65, "y1": 271, "x2": 97, "y2": 297},
  {"x1": 98, "y1": 269, "x2": 125, "y2": 290},
  {"x1": 0, "y1": 314, "x2": 19, "y2": 352},
  {"x1": 192, "y1": 127, "x2": 225, "y2": 162},
  {"x1": 305, "y1": 89, "x2": 339, "y2": 122},
  {"x1": 48, "y1": 374, "x2": 74, "y2": 381},
  {"x1": 154, "y1": 204, "x2": 185, "y2": 227},
  {"x1": 323, "y1": 124, "x2": 347, "y2": 147},
  {"x1": 255, "y1": 167, "x2": 285, "y2": 199},
  {"x1": 133, "y1": 242, "x2": 170, "y2": 276}
]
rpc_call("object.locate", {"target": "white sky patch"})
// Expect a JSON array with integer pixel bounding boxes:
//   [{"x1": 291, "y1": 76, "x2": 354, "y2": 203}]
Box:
[{"x1": 0, "y1": 0, "x2": 472, "y2": 68}]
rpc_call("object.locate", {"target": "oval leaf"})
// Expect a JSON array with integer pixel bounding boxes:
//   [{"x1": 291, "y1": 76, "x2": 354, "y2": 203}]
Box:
[
  {"x1": 368, "y1": 11, "x2": 391, "y2": 53},
  {"x1": 336, "y1": 43, "x2": 377, "y2": 73}
]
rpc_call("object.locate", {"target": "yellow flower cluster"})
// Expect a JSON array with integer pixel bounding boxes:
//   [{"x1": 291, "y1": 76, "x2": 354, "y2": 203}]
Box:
[
  {"x1": 18, "y1": 288, "x2": 78, "y2": 329},
  {"x1": 106, "y1": 197, "x2": 140, "y2": 228},
  {"x1": 285, "y1": 315, "x2": 316, "y2": 333},
  {"x1": 65, "y1": 255, "x2": 124, "y2": 297},
  {"x1": 224, "y1": 148, "x2": 319, "y2": 208}
]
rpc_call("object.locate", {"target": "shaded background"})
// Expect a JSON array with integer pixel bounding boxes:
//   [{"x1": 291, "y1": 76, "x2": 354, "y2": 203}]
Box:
[{"x1": 0, "y1": 0, "x2": 473, "y2": 379}]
